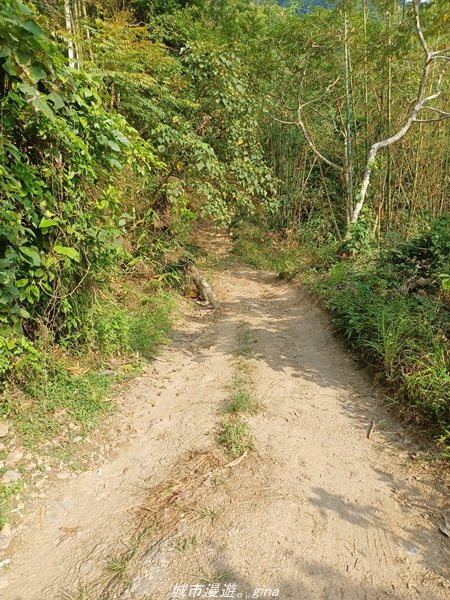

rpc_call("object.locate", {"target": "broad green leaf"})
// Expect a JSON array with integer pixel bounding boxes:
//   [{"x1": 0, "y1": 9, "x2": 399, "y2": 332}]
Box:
[
  {"x1": 47, "y1": 92, "x2": 64, "y2": 110},
  {"x1": 39, "y1": 217, "x2": 59, "y2": 229},
  {"x1": 32, "y1": 96, "x2": 55, "y2": 121},
  {"x1": 6, "y1": 337, "x2": 18, "y2": 349},
  {"x1": 106, "y1": 140, "x2": 121, "y2": 152},
  {"x1": 19, "y1": 246, "x2": 41, "y2": 266},
  {"x1": 114, "y1": 131, "x2": 130, "y2": 146},
  {"x1": 14, "y1": 0, "x2": 33, "y2": 15},
  {"x1": 3, "y1": 58, "x2": 19, "y2": 77},
  {"x1": 54, "y1": 245, "x2": 80, "y2": 262},
  {"x1": 22, "y1": 19, "x2": 45, "y2": 38},
  {"x1": 439, "y1": 274, "x2": 450, "y2": 291},
  {"x1": 109, "y1": 158, "x2": 122, "y2": 169},
  {"x1": 18, "y1": 82, "x2": 38, "y2": 97},
  {"x1": 15, "y1": 49, "x2": 31, "y2": 66},
  {"x1": 29, "y1": 63, "x2": 47, "y2": 83},
  {"x1": 30, "y1": 284, "x2": 40, "y2": 298}
]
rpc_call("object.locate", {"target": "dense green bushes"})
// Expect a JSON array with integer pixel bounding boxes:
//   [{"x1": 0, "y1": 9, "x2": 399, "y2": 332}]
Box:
[
  {"x1": 90, "y1": 10, "x2": 277, "y2": 226},
  {"x1": 324, "y1": 222, "x2": 450, "y2": 430},
  {"x1": 0, "y1": 0, "x2": 153, "y2": 374}
]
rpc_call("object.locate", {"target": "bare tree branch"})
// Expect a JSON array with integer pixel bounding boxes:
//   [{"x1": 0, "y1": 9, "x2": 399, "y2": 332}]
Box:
[
  {"x1": 268, "y1": 114, "x2": 298, "y2": 126},
  {"x1": 296, "y1": 102, "x2": 344, "y2": 173},
  {"x1": 413, "y1": 0, "x2": 430, "y2": 58},
  {"x1": 269, "y1": 75, "x2": 343, "y2": 173},
  {"x1": 292, "y1": 75, "x2": 344, "y2": 173},
  {"x1": 419, "y1": 106, "x2": 450, "y2": 117},
  {"x1": 414, "y1": 116, "x2": 450, "y2": 123}
]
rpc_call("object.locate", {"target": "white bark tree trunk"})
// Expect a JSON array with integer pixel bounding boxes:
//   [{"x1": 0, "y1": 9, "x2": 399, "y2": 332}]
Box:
[{"x1": 64, "y1": 0, "x2": 76, "y2": 68}]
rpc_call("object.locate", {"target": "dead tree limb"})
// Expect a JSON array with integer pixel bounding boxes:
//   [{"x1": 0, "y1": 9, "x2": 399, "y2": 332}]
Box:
[
  {"x1": 269, "y1": 76, "x2": 343, "y2": 174},
  {"x1": 186, "y1": 264, "x2": 219, "y2": 310},
  {"x1": 294, "y1": 76, "x2": 344, "y2": 174},
  {"x1": 296, "y1": 103, "x2": 344, "y2": 174}
]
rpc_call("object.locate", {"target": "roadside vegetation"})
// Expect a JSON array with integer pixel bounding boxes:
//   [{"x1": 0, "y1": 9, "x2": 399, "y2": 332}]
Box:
[
  {"x1": 0, "y1": 280, "x2": 175, "y2": 527},
  {"x1": 1, "y1": 0, "x2": 275, "y2": 524}
]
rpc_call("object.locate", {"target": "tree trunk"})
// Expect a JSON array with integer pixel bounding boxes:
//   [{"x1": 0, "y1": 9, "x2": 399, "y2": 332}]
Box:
[
  {"x1": 343, "y1": 8, "x2": 354, "y2": 220},
  {"x1": 64, "y1": 0, "x2": 76, "y2": 68}
]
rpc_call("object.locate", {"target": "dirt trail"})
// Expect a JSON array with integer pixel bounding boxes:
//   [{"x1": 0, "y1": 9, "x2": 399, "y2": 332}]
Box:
[{"x1": 2, "y1": 261, "x2": 450, "y2": 599}]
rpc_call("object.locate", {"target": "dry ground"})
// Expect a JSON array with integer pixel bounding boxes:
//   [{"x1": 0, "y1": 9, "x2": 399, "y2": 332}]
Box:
[{"x1": 1, "y1": 252, "x2": 449, "y2": 599}]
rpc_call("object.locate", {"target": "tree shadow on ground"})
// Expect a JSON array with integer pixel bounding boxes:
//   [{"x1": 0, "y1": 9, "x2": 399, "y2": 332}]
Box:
[{"x1": 188, "y1": 547, "x2": 444, "y2": 600}]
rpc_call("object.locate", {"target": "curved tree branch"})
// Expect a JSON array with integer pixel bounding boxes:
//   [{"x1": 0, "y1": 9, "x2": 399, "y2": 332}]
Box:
[{"x1": 296, "y1": 102, "x2": 344, "y2": 174}]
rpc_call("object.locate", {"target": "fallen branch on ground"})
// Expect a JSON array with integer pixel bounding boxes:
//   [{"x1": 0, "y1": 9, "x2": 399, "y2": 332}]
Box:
[{"x1": 186, "y1": 263, "x2": 219, "y2": 309}]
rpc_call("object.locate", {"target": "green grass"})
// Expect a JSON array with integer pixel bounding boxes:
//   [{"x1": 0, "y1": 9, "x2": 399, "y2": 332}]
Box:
[
  {"x1": 61, "y1": 586, "x2": 93, "y2": 600},
  {"x1": 1, "y1": 367, "x2": 114, "y2": 449},
  {"x1": 128, "y1": 291, "x2": 175, "y2": 359},
  {"x1": 224, "y1": 333, "x2": 261, "y2": 415},
  {"x1": 236, "y1": 323, "x2": 256, "y2": 356},
  {"x1": 198, "y1": 567, "x2": 234, "y2": 585},
  {"x1": 107, "y1": 555, "x2": 130, "y2": 583},
  {"x1": 194, "y1": 506, "x2": 223, "y2": 523},
  {"x1": 93, "y1": 289, "x2": 175, "y2": 359},
  {"x1": 0, "y1": 481, "x2": 21, "y2": 529},
  {"x1": 217, "y1": 323, "x2": 260, "y2": 455},
  {"x1": 225, "y1": 389, "x2": 259, "y2": 415},
  {"x1": 321, "y1": 264, "x2": 450, "y2": 432},
  {"x1": 102, "y1": 529, "x2": 150, "y2": 593},
  {"x1": 232, "y1": 222, "x2": 316, "y2": 278},
  {"x1": 217, "y1": 419, "x2": 254, "y2": 458},
  {"x1": 0, "y1": 283, "x2": 177, "y2": 528},
  {"x1": 174, "y1": 535, "x2": 198, "y2": 553},
  {"x1": 0, "y1": 286, "x2": 177, "y2": 452}
]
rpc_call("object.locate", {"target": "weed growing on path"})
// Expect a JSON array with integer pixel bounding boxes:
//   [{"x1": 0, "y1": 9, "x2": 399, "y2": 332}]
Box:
[
  {"x1": 193, "y1": 506, "x2": 223, "y2": 523},
  {"x1": 61, "y1": 586, "x2": 93, "y2": 600},
  {"x1": 174, "y1": 535, "x2": 198, "y2": 553},
  {"x1": 107, "y1": 555, "x2": 131, "y2": 583},
  {"x1": 218, "y1": 321, "x2": 261, "y2": 457},
  {"x1": 225, "y1": 389, "x2": 260, "y2": 415},
  {"x1": 236, "y1": 323, "x2": 256, "y2": 356},
  {"x1": 217, "y1": 419, "x2": 254, "y2": 458}
]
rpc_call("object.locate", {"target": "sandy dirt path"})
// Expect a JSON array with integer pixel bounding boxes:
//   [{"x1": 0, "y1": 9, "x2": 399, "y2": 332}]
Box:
[{"x1": 1, "y1": 263, "x2": 449, "y2": 600}]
